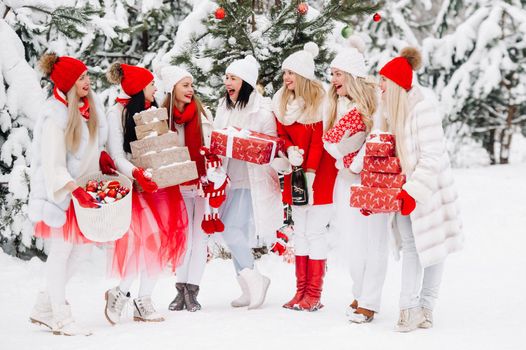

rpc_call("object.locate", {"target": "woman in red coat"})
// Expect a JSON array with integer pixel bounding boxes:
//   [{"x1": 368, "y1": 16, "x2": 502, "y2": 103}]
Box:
[{"x1": 271, "y1": 42, "x2": 338, "y2": 311}]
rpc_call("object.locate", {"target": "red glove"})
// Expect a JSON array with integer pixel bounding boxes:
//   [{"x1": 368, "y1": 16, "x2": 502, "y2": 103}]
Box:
[
  {"x1": 72, "y1": 187, "x2": 100, "y2": 209},
  {"x1": 397, "y1": 189, "x2": 416, "y2": 216},
  {"x1": 360, "y1": 209, "x2": 372, "y2": 216},
  {"x1": 133, "y1": 167, "x2": 158, "y2": 193},
  {"x1": 99, "y1": 151, "x2": 117, "y2": 175}
]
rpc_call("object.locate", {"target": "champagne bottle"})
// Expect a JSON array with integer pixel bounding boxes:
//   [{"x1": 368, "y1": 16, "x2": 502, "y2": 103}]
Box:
[{"x1": 291, "y1": 166, "x2": 308, "y2": 206}]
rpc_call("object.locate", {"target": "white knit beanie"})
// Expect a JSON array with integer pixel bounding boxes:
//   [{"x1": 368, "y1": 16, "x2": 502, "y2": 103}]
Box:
[
  {"x1": 330, "y1": 35, "x2": 367, "y2": 78},
  {"x1": 225, "y1": 55, "x2": 259, "y2": 89},
  {"x1": 282, "y1": 42, "x2": 319, "y2": 81},
  {"x1": 157, "y1": 65, "x2": 193, "y2": 93}
]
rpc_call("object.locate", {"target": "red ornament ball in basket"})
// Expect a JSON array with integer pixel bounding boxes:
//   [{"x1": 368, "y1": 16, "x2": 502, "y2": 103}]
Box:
[
  {"x1": 297, "y1": 2, "x2": 309, "y2": 15},
  {"x1": 215, "y1": 7, "x2": 226, "y2": 20},
  {"x1": 85, "y1": 179, "x2": 130, "y2": 204}
]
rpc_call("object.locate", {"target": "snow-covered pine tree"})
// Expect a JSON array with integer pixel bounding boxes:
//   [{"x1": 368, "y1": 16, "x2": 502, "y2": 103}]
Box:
[
  {"x1": 354, "y1": 0, "x2": 444, "y2": 74},
  {"x1": 0, "y1": 18, "x2": 45, "y2": 259},
  {"x1": 170, "y1": 0, "x2": 379, "y2": 106},
  {"x1": 423, "y1": 0, "x2": 526, "y2": 164}
]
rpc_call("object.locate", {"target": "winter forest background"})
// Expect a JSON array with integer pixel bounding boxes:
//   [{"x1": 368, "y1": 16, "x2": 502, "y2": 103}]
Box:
[{"x1": 0, "y1": 0, "x2": 525, "y2": 259}]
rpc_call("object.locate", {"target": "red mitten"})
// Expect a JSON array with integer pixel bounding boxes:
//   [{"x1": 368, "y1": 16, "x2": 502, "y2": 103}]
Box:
[
  {"x1": 212, "y1": 213, "x2": 225, "y2": 232},
  {"x1": 270, "y1": 240, "x2": 287, "y2": 256},
  {"x1": 201, "y1": 214, "x2": 216, "y2": 234},
  {"x1": 72, "y1": 187, "x2": 100, "y2": 208},
  {"x1": 360, "y1": 208, "x2": 372, "y2": 216},
  {"x1": 99, "y1": 151, "x2": 117, "y2": 175},
  {"x1": 397, "y1": 189, "x2": 416, "y2": 216},
  {"x1": 133, "y1": 167, "x2": 158, "y2": 193}
]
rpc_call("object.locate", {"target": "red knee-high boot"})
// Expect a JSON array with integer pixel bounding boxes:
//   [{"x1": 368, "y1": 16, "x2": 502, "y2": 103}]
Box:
[
  {"x1": 296, "y1": 259, "x2": 326, "y2": 311},
  {"x1": 283, "y1": 255, "x2": 309, "y2": 309}
]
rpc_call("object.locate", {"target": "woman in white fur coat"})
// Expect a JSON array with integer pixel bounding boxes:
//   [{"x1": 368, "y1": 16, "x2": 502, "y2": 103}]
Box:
[
  {"x1": 213, "y1": 55, "x2": 283, "y2": 310},
  {"x1": 27, "y1": 53, "x2": 109, "y2": 336},
  {"x1": 378, "y1": 48, "x2": 462, "y2": 332}
]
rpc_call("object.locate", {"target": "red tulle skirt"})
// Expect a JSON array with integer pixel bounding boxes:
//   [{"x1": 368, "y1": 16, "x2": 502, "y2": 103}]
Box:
[
  {"x1": 34, "y1": 202, "x2": 91, "y2": 244},
  {"x1": 109, "y1": 186, "x2": 188, "y2": 278}
]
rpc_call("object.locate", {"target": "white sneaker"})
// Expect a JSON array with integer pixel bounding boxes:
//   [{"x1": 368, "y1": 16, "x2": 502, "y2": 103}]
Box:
[
  {"x1": 29, "y1": 291, "x2": 53, "y2": 330},
  {"x1": 104, "y1": 287, "x2": 130, "y2": 325},
  {"x1": 419, "y1": 308, "x2": 433, "y2": 329},
  {"x1": 133, "y1": 296, "x2": 165, "y2": 322},
  {"x1": 394, "y1": 307, "x2": 425, "y2": 333},
  {"x1": 231, "y1": 276, "x2": 250, "y2": 308},
  {"x1": 51, "y1": 304, "x2": 92, "y2": 336},
  {"x1": 239, "y1": 268, "x2": 270, "y2": 310}
]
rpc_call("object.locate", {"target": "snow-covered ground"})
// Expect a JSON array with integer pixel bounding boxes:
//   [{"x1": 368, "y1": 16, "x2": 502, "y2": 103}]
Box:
[{"x1": 1, "y1": 163, "x2": 525, "y2": 350}]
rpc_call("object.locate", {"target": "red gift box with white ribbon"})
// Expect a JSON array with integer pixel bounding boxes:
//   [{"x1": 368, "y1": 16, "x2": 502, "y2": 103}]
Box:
[{"x1": 210, "y1": 127, "x2": 285, "y2": 165}]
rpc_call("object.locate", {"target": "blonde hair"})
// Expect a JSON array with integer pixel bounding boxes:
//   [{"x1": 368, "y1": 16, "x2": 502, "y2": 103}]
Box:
[
  {"x1": 65, "y1": 88, "x2": 98, "y2": 153},
  {"x1": 161, "y1": 85, "x2": 205, "y2": 118},
  {"x1": 326, "y1": 72, "x2": 376, "y2": 132},
  {"x1": 383, "y1": 78, "x2": 409, "y2": 172},
  {"x1": 279, "y1": 73, "x2": 325, "y2": 123}
]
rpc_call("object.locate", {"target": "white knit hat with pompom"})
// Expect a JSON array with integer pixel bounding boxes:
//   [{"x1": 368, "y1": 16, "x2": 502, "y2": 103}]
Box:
[
  {"x1": 282, "y1": 42, "x2": 320, "y2": 81},
  {"x1": 330, "y1": 35, "x2": 367, "y2": 78},
  {"x1": 226, "y1": 55, "x2": 260, "y2": 89}
]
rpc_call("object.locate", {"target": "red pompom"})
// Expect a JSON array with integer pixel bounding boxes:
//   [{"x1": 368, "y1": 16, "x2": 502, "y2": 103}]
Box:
[
  {"x1": 215, "y1": 7, "x2": 225, "y2": 20},
  {"x1": 373, "y1": 13, "x2": 381, "y2": 22},
  {"x1": 297, "y1": 2, "x2": 308, "y2": 15}
]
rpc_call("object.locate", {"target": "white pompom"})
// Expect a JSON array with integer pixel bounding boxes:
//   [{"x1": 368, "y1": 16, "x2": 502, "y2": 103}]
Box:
[
  {"x1": 347, "y1": 35, "x2": 366, "y2": 54},
  {"x1": 153, "y1": 63, "x2": 169, "y2": 79},
  {"x1": 303, "y1": 42, "x2": 319, "y2": 58},
  {"x1": 244, "y1": 55, "x2": 260, "y2": 68}
]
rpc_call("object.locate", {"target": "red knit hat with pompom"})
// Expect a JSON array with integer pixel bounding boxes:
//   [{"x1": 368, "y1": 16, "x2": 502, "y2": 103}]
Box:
[
  {"x1": 106, "y1": 63, "x2": 154, "y2": 96},
  {"x1": 379, "y1": 47, "x2": 423, "y2": 91},
  {"x1": 40, "y1": 54, "x2": 87, "y2": 93}
]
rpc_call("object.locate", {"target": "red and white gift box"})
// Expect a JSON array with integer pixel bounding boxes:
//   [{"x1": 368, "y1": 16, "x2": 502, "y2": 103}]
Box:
[
  {"x1": 210, "y1": 127, "x2": 285, "y2": 165},
  {"x1": 361, "y1": 171, "x2": 406, "y2": 189},
  {"x1": 365, "y1": 131, "x2": 396, "y2": 157},
  {"x1": 363, "y1": 156, "x2": 402, "y2": 174},
  {"x1": 350, "y1": 185, "x2": 402, "y2": 213},
  {"x1": 368, "y1": 131, "x2": 396, "y2": 145}
]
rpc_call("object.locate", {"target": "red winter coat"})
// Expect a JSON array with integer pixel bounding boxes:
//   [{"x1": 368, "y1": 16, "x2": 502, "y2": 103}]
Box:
[{"x1": 276, "y1": 119, "x2": 338, "y2": 205}]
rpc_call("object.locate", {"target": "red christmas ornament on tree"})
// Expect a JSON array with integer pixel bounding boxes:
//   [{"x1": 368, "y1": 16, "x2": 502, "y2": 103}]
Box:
[
  {"x1": 373, "y1": 13, "x2": 382, "y2": 22},
  {"x1": 297, "y1": 2, "x2": 309, "y2": 15},
  {"x1": 215, "y1": 7, "x2": 226, "y2": 20}
]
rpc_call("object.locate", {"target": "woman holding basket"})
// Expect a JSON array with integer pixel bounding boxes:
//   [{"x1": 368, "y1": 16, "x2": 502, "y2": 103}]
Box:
[
  {"x1": 103, "y1": 63, "x2": 188, "y2": 324},
  {"x1": 27, "y1": 53, "x2": 109, "y2": 336}
]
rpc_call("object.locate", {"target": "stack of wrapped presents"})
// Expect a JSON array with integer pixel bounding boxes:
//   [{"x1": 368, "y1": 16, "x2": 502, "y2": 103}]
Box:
[
  {"x1": 350, "y1": 131, "x2": 406, "y2": 213},
  {"x1": 129, "y1": 107, "x2": 198, "y2": 188}
]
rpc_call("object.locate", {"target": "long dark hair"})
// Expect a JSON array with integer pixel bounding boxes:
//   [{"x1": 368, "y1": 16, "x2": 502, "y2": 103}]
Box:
[
  {"x1": 225, "y1": 80, "x2": 254, "y2": 110},
  {"x1": 122, "y1": 91, "x2": 158, "y2": 153}
]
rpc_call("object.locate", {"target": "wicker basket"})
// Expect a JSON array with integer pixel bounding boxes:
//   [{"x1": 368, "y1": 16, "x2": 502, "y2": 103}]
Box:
[{"x1": 72, "y1": 172, "x2": 133, "y2": 243}]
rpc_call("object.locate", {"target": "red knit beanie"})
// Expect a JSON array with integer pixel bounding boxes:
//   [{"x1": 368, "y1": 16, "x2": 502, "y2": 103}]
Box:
[
  {"x1": 39, "y1": 53, "x2": 87, "y2": 93},
  {"x1": 379, "y1": 47, "x2": 423, "y2": 91},
  {"x1": 106, "y1": 63, "x2": 153, "y2": 96}
]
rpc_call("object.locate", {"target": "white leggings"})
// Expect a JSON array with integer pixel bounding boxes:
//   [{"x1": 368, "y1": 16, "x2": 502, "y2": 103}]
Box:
[
  {"x1": 291, "y1": 204, "x2": 331, "y2": 260},
  {"x1": 176, "y1": 192, "x2": 209, "y2": 285},
  {"x1": 46, "y1": 239, "x2": 92, "y2": 309},
  {"x1": 397, "y1": 214, "x2": 445, "y2": 310},
  {"x1": 118, "y1": 267, "x2": 157, "y2": 298}
]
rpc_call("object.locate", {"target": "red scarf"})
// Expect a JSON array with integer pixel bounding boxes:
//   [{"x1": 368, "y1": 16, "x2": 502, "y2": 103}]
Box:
[
  {"x1": 115, "y1": 98, "x2": 152, "y2": 109},
  {"x1": 54, "y1": 87, "x2": 90, "y2": 120},
  {"x1": 172, "y1": 99, "x2": 206, "y2": 179}
]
